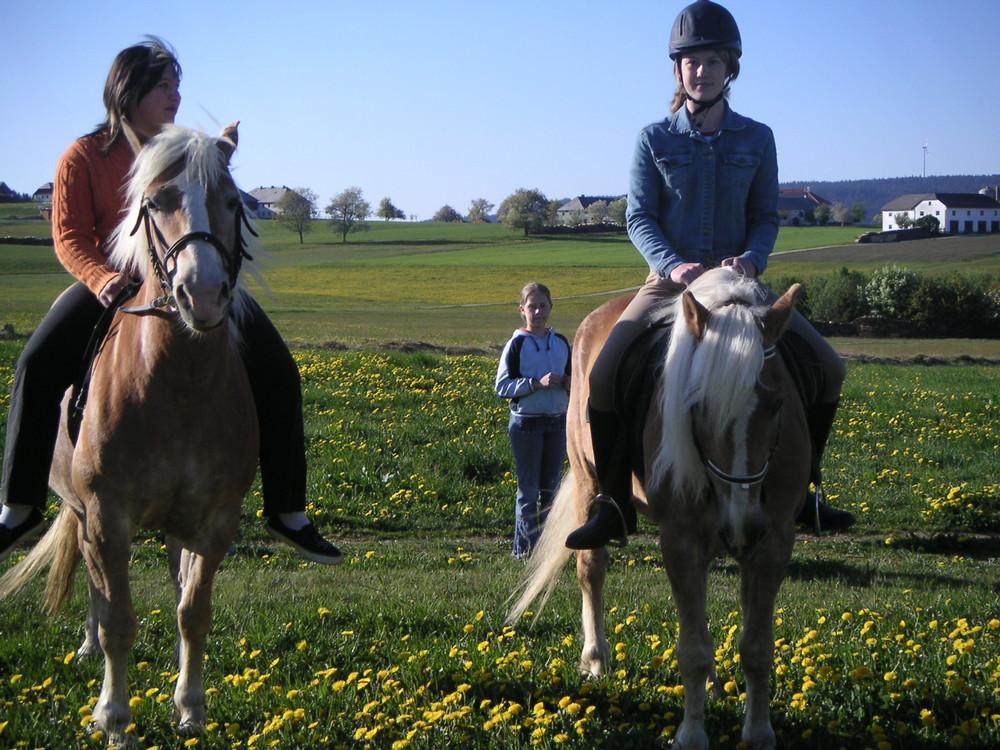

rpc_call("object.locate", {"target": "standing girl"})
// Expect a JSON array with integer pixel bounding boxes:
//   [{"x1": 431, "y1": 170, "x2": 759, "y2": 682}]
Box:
[{"x1": 496, "y1": 283, "x2": 571, "y2": 559}]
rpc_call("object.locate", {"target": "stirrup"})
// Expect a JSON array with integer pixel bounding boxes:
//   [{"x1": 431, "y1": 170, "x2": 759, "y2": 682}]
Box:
[
  {"x1": 594, "y1": 494, "x2": 629, "y2": 549},
  {"x1": 565, "y1": 494, "x2": 630, "y2": 550}
]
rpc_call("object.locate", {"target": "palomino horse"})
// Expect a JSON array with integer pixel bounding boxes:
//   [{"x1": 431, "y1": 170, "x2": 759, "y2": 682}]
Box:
[
  {"x1": 0, "y1": 124, "x2": 259, "y2": 744},
  {"x1": 511, "y1": 268, "x2": 810, "y2": 750}
]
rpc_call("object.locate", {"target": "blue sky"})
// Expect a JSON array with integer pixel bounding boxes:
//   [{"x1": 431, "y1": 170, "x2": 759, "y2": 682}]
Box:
[{"x1": 3, "y1": 0, "x2": 998, "y2": 220}]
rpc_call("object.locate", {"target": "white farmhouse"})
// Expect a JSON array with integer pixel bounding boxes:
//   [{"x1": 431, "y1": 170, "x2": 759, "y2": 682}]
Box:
[
  {"x1": 248, "y1": 186, "x2": 295, "y2": 219},
  {"x1": 555, "y1": 195, "x2": 624, "y2": 224},
  {"x1": 882, "y1": 193, "x2": 1000, "y2": 234}
]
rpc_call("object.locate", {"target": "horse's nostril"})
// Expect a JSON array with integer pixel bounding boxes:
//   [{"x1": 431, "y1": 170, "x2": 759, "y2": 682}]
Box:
[{"x1": 175, "y1": 284, "x2": 189, "y2": 307}]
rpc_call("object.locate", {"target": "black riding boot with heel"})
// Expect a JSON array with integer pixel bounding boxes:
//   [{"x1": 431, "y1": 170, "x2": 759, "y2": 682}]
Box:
[
  {"x1": 565, "y1": 406, "x2": 637, "y2": 550},
  {"x1": 797, "y1": 398, "x2": 856, "y2": 532}
]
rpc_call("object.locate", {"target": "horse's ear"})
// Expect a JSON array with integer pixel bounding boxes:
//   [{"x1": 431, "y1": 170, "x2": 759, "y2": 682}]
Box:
[
  {"x1": 682, "y1": 291, "x2": 710, "y2": 340},
  {"x1": 218, "y1": 121, "x2": 239, "y2": 163},
  {"x1": 761, "y1": 283, "x2": 802, "y2": 347}
]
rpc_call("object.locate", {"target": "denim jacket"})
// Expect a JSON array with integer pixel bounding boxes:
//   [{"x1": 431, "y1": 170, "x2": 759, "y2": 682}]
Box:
[{"x1": 626, "y1": 104, "x2": 779, "y2": 278}]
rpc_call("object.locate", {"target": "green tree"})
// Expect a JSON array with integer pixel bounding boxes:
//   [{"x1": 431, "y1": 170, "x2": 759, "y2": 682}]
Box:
[
  {"x1": 609, "y1": 197, "x2": 627, "y2": 226},
  {"x1": 913, "y1": 215, "x2": 940, "y2": 234},
  {"x1": 274, "y1": 187, "x2": 317, "y2": 244},
  {"x1": 497, "y1": 189, "x2": 551, "y2": 236},
  {"x1": 466, "y1": 198, "x2": 494, "y2": 223},
  {"x1": 433, "y1": 204, "x2": 463, "y2": 222},
  {"x1": 850, "y1": 203, "x2": 867, "y2": 225},
  {"x1": 812, "y1": 203, "x2": 831, "y2": 226},
  {"x1": 377, "y1": 197, "x2": 405, "y2": 221},
  {"x1": 894, "y1": 212, "x2": 912, "y2": 229},
  {"x1": 587, "y1": 199, "x2": 609, "y2": 225},
  {"x1": 326, "y1": 187, "x2": 371, "y2": 242}
]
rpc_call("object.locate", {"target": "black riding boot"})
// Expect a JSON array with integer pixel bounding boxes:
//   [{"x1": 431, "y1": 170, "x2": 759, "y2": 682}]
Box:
[
  {"x1": 565, "y1": 406, "x2": 637, "y2": 550},
  {"x1": 797, "y1": 399, "x2": 856, "y2": 532}
]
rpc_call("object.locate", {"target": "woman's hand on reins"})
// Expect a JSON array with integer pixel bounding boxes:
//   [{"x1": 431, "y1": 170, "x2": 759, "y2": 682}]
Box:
[{"x1": 99, "y1": 274, "x2": 133, "y2": 307}]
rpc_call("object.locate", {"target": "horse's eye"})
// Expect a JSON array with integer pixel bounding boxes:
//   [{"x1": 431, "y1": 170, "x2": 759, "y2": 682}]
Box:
[{"x1": 145, "y1": 197, "x2": 160, "y2": 213}]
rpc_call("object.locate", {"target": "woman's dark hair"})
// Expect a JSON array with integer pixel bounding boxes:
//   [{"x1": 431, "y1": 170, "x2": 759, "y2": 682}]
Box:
[{"x1": 95, "y1": 36, "x2": 181, "y2": 152}]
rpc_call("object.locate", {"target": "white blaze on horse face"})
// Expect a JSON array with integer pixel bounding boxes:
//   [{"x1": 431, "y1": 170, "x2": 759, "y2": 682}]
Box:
[
  {"x1": 173, "y1": 181, "x2": 231, "y2": 330},
  {"x1": 716, "y1": 393, "x2": 763, "y2": 556}
]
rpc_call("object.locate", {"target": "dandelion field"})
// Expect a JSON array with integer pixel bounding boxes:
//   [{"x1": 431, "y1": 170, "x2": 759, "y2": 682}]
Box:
[{"x1": 1, "y1": 341, "x2": 998, "y2": 750}]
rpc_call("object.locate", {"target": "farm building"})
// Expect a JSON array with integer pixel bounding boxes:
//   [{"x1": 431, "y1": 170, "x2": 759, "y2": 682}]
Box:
[
  {"x1": 33, "y1": 182, "x2": 53, "y2": 203},
  {"x1": 881, "y1": 192, "x2": 1000, "y2": 234},
  {"x1": 556, "y1": 195, "x2": 624, "y2": 224},
  {"x1": 777, "y1": 187, "x2": 829, "y2": 226},
  {"x1": 248, "y1": 186, "x2": 295, "y2": 219}
]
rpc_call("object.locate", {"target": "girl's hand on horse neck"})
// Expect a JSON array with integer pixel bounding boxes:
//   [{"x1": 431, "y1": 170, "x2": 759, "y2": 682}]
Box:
[
  {"x1": 670, "y1": 262, "x2": 706, "y2": 285},
  {"x1": 721, "y1": 256, "x2": 758, "y2": 278}
]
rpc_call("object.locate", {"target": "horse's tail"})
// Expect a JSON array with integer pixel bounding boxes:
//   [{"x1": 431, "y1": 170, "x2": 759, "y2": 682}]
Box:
[
  {"x1": 0, "y1": 506, "x2": 81, "y2": 617},
  {"x1": 507, "y1": 470, "x2": 580, "y2": 624}
]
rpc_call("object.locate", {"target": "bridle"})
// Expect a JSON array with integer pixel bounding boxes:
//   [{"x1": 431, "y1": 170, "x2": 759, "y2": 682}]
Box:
[
  {"x1": 126, "y1": 196, "x2": 256, "y2": 313},
  {"x1": 694, "y1": 343, "x2": 780, "y2": 491}
]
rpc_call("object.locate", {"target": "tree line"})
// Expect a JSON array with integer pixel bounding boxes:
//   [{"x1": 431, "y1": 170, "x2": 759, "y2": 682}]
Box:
[{"x1": 271, "y1": 187, "x2": 629, "y2": 243}]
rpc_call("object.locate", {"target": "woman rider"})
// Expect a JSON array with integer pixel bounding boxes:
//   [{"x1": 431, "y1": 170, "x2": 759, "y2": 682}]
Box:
[
  {"x1": 565, "y1": 0, "x2": 855, "y2": 550},
  {"x1": 0, "y1": 38, "x2": 343, "y2": 565}
]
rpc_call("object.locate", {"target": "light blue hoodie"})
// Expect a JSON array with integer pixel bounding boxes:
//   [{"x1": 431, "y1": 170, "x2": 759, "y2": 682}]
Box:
[{"x1": 495, "y1": 328, "x2": 571, "y2": 416}]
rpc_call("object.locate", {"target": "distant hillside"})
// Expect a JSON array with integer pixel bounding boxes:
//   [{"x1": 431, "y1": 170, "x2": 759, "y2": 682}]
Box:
[{"x1": 779, "y1": 175, "x2": 1000, "y2": 225}]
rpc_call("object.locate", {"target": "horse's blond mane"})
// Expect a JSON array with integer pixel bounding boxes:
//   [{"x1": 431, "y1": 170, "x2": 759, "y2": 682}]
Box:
[
  {"x1": 108, "y1": 125, "x2": 263, "y2": 319},
  {"x1": 651, "y1": 267, "x2": 769, "y2": 498}
]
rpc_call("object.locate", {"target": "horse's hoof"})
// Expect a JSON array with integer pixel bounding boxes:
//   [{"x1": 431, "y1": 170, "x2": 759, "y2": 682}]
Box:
[
  {"x1": 76, "y1": 642, "x2": 101, "y2": 658},
  {"x1": 176, "y1": 714, "x2": 207, "y2": 735}
]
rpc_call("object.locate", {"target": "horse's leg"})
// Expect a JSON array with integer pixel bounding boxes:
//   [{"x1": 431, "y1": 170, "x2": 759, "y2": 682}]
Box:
[
  {"x1": 661, "y1": 527, "x2": 713, "y2": 750},
  {"x1": 80, "y1": 523, "x2": 137, "y2": 743},
  {"x1": 77, "y1": 577, "x2": 101, "y2": 658},
  {"x1": 173, "y1": 543, "x2": 227, "y2": 732},
  {"x1": 577, "y1": 547, "x2": 610, "y2": 676},
  {"x1": 738, "y1": 542, "x2": 791, "y2": 750}
]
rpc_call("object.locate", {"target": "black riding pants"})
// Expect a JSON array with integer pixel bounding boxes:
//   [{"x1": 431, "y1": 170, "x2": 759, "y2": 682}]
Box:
[{"x1": 1, "y1": 282, "x2": 306, "y2": 517}]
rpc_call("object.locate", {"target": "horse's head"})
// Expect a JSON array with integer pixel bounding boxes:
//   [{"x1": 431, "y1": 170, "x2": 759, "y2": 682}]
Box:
[
  {"x1": 656, "y1": 268, "x2": 801, "y2": 558},
  {"x1": 112, "y1": 122, "x2": 254, "y2": 333}
]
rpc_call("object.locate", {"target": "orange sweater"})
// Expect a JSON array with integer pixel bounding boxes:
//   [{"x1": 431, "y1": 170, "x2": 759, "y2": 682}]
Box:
[{"x1": 51, "y1": 132, "x2": 136, "y2": 296}]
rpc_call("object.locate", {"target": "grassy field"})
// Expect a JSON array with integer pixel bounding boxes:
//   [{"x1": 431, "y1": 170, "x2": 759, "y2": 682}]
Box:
[
  {"x1": 1, "y1": 213, "x2": 999, "y2": 748},
  {"x1": 0, "y1": 344, "x2": 997, "y2": 749},
  {"x1": 1, "y1": 212, "x2": 998, "y2": 354}
]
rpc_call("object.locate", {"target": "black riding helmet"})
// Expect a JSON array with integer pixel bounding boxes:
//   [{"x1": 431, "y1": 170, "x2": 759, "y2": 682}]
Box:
[{"x1": 669, "y1": 0, "x2": 742, "y2": 60}]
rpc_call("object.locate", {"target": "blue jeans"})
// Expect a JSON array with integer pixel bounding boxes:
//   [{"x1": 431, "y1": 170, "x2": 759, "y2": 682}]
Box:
[{"x1": 508, "y1": 413, "x2": 567, "y2": 557}]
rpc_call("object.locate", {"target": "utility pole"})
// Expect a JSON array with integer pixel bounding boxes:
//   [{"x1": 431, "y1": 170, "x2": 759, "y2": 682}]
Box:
[{"x1": 922, "y1": 142, "x2": 928, "y2": 178}]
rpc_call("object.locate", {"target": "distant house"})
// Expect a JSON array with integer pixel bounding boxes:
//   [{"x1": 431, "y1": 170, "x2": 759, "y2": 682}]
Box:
[
  {"x1": 248, "y1": 185, "x2": 295, "y2": 219},
  {"x1": 777, "y1": 188, "x2": 829, "y2": 226},
  {"x1": 881, "y1": 193, "x2": 1000, "y2": 234},
  {"x1": 556, "y1": 195, "x2": 624, "y2": 224},
  {"x1": 33, "y1": 182, "x2": 53, "y2": 203}
]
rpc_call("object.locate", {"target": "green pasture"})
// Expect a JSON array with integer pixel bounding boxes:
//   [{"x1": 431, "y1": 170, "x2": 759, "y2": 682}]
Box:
[
  {"x1": 1, "y1": 215, "x2": 999, "y2": 353},
  {"x1": 1, "y1": 214, "x2": 999, "y2": 748}
]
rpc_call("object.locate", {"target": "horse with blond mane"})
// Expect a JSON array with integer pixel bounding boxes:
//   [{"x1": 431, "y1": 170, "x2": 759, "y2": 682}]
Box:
[
  {"x1": 511, "y1": 267, "x2": 810, "y2": 750},
  {"x1": 1, "y1": 123, "x2": 259, "y2": 745}
]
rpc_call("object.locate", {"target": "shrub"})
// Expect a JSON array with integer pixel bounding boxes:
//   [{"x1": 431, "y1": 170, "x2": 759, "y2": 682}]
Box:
[
  {"x1": 809, "y1": 267, "x2": 866, "y2": 323},
  {"x1": 862, "y1": 266, "x2": 918, "y2": 318}
]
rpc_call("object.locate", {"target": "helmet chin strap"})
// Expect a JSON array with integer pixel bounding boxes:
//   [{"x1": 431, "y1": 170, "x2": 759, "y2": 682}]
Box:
[{"x1": 686, "y1": 84, "x2": 730, "y2": 116}]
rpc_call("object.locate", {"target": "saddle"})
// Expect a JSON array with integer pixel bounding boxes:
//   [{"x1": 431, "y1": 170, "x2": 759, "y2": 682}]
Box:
[{"x1": 611, "y1": 322, "x2": 825, "y2": 484}]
